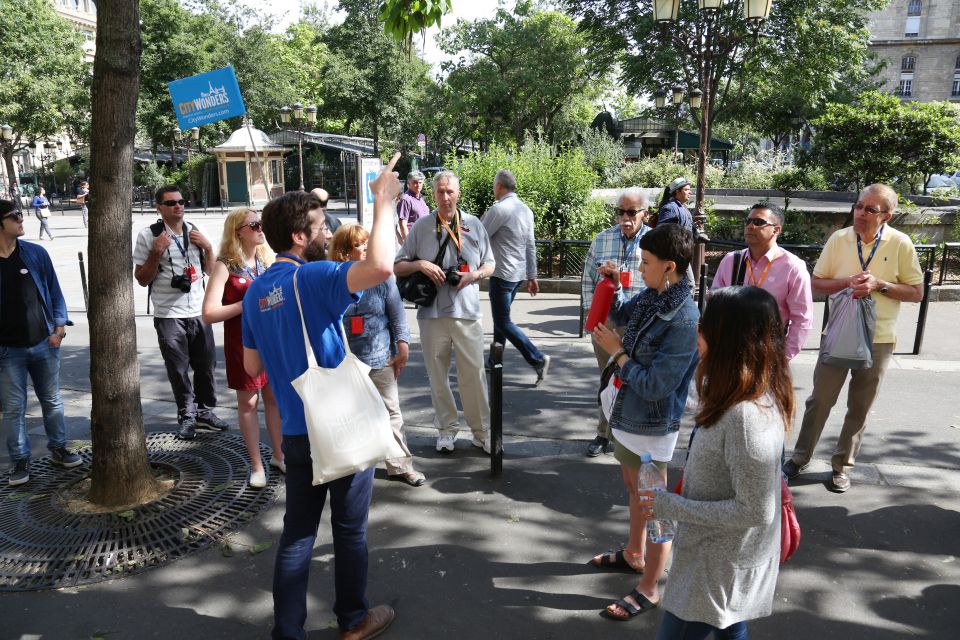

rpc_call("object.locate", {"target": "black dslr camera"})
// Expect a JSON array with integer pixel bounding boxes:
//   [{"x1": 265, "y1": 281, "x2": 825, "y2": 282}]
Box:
[
  {"x1": 170, "y1": 267, "x2": 193, "y2": 293},
  {"x1": 444, "y1": 266, "x2": 462, "y2": 287}
]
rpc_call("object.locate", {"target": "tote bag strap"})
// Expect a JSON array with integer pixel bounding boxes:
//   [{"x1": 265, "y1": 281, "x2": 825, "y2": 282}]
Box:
[{"x1": 292, "y1": 269, "x2": 354, "y2": 370}]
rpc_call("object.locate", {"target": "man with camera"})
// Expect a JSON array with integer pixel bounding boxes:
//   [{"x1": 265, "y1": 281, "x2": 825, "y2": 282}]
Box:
[
  {"x1": 133, "y1": 185, "x2": 228, "y2": 440},
  {"x1": 395, "y1": 170, "x2": 496, "y2": 454}
]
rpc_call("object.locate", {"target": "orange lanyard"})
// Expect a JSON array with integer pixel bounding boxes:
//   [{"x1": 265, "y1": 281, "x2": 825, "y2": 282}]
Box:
[
  {"x1": 745, "y1": 250, "x2": 778, "y2": 289},
  {"x1": 437, "y1": 211, "x2": 462, "y2": 253}
]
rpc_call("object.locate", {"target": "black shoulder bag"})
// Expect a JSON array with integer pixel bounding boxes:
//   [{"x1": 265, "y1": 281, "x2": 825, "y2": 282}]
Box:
[{"x1": 397, "y1": 217, "x2": 451, "y2": 307}]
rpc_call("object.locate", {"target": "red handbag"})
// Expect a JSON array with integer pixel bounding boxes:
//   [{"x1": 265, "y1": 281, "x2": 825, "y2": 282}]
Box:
[{"x1": 780, "y1": 475, "x2": 801, "y2": 564}]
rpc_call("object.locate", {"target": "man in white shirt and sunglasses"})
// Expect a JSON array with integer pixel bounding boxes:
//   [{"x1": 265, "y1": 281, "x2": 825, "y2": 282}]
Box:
[{"x1": 133, "y1": 185, "x2": 228, "y2": 440}]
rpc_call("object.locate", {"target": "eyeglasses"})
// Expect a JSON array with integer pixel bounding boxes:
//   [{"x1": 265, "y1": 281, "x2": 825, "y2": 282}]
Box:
[
  {"x1": 2, "y1": 212, "x2": 24, "y2": 222},
  {"x1": 616, "y1": 208, "x2": 646, "y2": 218},
  {"x1": 853, "y1": 203, "x2": 887, "y2": 216},
  {"x1": 159, "y1": 199, "x2": 187, "y2": 207},
  {"x1": 745, "y1": 217, "x2": 776, "y2": 228},
  {"x1": 243, "y1": 220, "x2": 263, "y2": 231}
]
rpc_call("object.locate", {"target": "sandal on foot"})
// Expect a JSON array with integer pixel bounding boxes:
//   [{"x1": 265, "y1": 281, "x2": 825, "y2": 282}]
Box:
[
  {"x1": 600, "y1": 589, "x2": 658, "y2": 621},
  {"x1": 590, "y1": 549, "x2": 644, "y2": 574}
]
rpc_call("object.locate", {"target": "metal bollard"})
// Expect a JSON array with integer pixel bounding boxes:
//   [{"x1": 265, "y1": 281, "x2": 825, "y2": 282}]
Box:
[
  {"x1": 912, "y1": 269, "x2": 934, "y2": 355},
  {"x1": 77, "y1": 251, "x2": 89, "y2": 311},
  {"x1": 489, "y1": 341, "x2": 504, "y2": 477},
  {"x1": 697, "y1": 263, "x2": 709, "y2": 313}
]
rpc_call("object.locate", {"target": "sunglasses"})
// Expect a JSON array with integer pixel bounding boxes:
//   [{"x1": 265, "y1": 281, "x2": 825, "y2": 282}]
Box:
[
  {"x1": 2, "y1": 212, "x2": 24, "y2": 222},
  {"x1": 616, "y1": 208, "x2": 646, "y2": 218},
  {"x1": 853, "y1": 203, "x2": 887, "y2": 216},
  {"x1": 159, "y1": 199, "x2": 188, "y2": 207},
  {"x1": 243, "y1": 220, "x2": 263, "y2": 231},
  {"x1": 745, "y1": 217, "x2": 776, "y2": 228}
]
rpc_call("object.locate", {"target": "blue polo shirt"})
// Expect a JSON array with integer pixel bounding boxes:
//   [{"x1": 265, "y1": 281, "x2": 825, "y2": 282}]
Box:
[{"x1": 241, "y1": 256, "x2": 360, "y2": 436}]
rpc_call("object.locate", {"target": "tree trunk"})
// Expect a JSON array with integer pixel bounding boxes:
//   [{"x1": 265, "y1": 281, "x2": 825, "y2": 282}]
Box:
[
  {"x1": 87, "y1": 0, "x2": 160, "y2": 507},
  {"x1": 3, "y1": 147, "x2": 21, "y2": 210},
  {"x1": 372, "y1": 117, "x2": 379, "y2": 157}
]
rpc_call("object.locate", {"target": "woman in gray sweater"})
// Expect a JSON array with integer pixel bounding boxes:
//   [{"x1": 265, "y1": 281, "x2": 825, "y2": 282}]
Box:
[{"x1": 640, "y1": 286, "x2": 795, "y2": 639}]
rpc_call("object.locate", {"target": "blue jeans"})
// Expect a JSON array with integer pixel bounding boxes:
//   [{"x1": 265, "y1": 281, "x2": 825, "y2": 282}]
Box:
[
  {"x1": 272, "y1": 435, "x2": 374, "y2": 640},
  {"x1": 656, "y1": 610, "x2": 748, "y2": 640},
  {"x1": 0, "y1": 340, "x2": 67, "y2": 462},
  {"x1": 488, "y1": 276, "x2": 544, "y2": 368}
]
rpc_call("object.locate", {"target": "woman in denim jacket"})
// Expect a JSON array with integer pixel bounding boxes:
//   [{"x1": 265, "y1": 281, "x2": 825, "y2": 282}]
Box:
[
  {"x1": 330, "y1": 224, "x2": 424, "y2": 487},
  {"x1": 590, "y1": 223, "x2": 699, "y2": 621}
]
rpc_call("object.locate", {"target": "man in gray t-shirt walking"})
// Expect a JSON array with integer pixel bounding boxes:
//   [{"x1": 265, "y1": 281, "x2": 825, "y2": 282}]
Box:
[
  {"x1": 482, "y1": 169, "x2": 549, "y2": 385},
  {"x1": 395, "y1": 170, "x2": 495, "y2": 454}
]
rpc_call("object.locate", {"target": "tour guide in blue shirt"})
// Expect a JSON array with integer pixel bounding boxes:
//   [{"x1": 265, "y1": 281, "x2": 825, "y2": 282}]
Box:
[{"x1": 241, "y1": 154, "x2": 402, "y2": 640}]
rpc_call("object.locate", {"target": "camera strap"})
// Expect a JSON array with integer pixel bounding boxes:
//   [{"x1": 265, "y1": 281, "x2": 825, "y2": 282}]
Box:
[{"x1": 435, "y1": 211, "x2": 462, "y2": 265}]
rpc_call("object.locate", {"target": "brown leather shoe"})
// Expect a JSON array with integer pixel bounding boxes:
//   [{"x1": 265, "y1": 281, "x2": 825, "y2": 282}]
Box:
[{"x1": 337, "y1": 604, "x2": 395, "y2": 640}]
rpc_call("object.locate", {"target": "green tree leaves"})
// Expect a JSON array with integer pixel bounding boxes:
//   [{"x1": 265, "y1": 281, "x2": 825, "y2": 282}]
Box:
[{"x1": 379, "y1": 0, "x2": 452, "y2": 59}]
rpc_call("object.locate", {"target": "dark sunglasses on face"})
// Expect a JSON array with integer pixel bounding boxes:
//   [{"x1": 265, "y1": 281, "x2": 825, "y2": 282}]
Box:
[
  {"x1": 160, "y1": 199, "x2": 188, "y2": 207},
  {"x1": 616, "y1": 208, "x2": 646, "y2": 218},
  {"x1": 244, "y1": 220, "x2": 263, "y2": 231},
  {"x1": 2, "y1": 212, "x2": 24, "y2": 222},
  {"x1": 745, "y1": 217, "x2": 775, "y2": 228}
]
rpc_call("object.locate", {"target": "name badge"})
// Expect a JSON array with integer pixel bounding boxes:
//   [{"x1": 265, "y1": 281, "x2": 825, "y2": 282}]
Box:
[{"x1": 350, "y1": 316, "x2": 364, "y2": 335}]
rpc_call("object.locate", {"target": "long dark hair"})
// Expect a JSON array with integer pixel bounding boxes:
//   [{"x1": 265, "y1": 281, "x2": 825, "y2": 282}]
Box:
[
  {"x1": 657, "y1": 185, "x2": 673, "y2": 210},
  {"x1": 695, "y1": 286, "x2": 794, "y2": 430}
]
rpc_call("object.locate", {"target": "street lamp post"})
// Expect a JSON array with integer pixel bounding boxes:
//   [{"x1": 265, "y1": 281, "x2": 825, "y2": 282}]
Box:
[
  {"x1": 42, "y1": 141, "x2": 56, "y2": 195},
  {"x1": 281, "y1": 102, "x2": 318, "y2": 191},
  {"x1": 182, "y1": 126, "x2": 200, "y2": 162},
  {"x1": 171, "y1": 127, "x2": 181, "y2": 171},
  {"x1": 652, "y1": 0, "x2": 773, "y2": 280}
]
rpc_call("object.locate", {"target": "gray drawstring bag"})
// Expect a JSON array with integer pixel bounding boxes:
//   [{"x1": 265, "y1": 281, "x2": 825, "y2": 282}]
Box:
[{"x1": 819, "y1": 288, "x2": 876, "y2": 369}]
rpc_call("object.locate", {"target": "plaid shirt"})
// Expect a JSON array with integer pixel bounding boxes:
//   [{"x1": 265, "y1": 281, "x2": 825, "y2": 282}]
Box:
[{"x1": 581, "y1": 224, "x2": 649, "y2": 317}]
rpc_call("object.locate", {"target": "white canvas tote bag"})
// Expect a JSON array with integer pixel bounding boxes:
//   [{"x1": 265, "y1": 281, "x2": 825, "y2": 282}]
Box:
[{"x1": 290, "y1": 270, "x2": 407, "y2": 484}]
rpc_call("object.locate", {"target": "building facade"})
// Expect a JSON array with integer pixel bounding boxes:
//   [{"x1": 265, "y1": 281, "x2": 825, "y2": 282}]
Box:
[
  {"x1": 867, "y1": 0, "x2": 960, "y2": 102},
  {"x1": 51, "y1": 0, "x2": 97, "y2": 61}
]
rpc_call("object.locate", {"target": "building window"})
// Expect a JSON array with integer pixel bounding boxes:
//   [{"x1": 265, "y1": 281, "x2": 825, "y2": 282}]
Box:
[
  {"x1": 901, "y1": 56, "x2": 916, "y2": 71},
  {"x1": 907, "y1": 0, "x2": 921, "y2": 16},
  {"x1": 905, "y1": 16, "x2": 920, "y2": 37},
  {"x1": 898, "y1": 77, "x2": 913, "y2": 97},
  {"x1": 952, "y1": 75, "x2": 960, "y2": 97}
]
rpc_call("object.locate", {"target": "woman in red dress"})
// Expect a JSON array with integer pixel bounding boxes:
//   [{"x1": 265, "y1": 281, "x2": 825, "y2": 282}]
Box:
[{"x1": 202, "y1": 208, "x2": 283, "y2": 488}]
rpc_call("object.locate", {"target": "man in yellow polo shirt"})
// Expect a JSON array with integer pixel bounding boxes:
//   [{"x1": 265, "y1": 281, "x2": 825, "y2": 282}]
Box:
[{"x1": 784, "y1": 183, "x2": 923, "y2": 493}]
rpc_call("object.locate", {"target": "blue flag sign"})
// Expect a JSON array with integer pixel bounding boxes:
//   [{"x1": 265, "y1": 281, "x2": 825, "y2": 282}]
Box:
[{"x1": 167, "y1": 66, "x2": 246, "y2": 129}]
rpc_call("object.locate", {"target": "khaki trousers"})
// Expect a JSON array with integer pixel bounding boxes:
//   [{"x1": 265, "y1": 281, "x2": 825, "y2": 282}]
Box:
[
  {"x1": 790, "y1": 342, "x2": 894, "y2": 474},
  {"x1": 591, "y1": 319, "x2": 625, "y2": 438},
  {"x1": 419, "y1": 317, "x2": 489, "y2": 439},
  {"x1": 368, "y1": 366, "x2": 413, "y2": 475}
]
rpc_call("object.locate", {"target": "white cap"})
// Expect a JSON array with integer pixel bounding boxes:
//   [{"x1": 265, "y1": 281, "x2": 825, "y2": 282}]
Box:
[{"x1": 668, "y1": 177, "x2": 690, "y2": 193}]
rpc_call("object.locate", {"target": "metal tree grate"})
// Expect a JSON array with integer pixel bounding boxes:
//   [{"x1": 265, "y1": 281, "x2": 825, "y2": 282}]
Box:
[{"x1": 0, "y1": 432, "x2": 281, "y2": 591}]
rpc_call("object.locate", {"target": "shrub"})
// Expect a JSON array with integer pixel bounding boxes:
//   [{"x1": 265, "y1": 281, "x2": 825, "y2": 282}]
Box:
[
  {"x1": 616, "y1": 154, "x2": 723, "y2": 192},
  {"x1": 579, "y1": 128, "x2": 625, "y2": 187},
  {"x1": 445, "y1": 138, "x2": 599, "y2": 240}
]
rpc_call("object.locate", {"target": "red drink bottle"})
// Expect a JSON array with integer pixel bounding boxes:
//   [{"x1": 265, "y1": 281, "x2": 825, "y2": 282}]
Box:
[{"x1": 585, "y1": 277, "x2": 617, "y2": 332}]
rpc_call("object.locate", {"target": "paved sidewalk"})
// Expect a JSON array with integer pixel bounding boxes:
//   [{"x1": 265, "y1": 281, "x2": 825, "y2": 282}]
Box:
[{"x1": 1, "y1": 214, "x2": 958, "y2": 638}]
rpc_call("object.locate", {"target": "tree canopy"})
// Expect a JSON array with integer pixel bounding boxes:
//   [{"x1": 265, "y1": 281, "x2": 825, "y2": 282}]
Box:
[{"x1": 801, "y1": 91, "x2": 960, "y2": 193}]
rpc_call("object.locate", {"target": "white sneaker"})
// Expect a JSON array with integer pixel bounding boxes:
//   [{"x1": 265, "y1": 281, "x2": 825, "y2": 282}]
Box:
[
  {"x1": 249, "y1": 470, "x2": 267, "y2": 488},
  {"x1": 471, "y1": 434, "x2": 492, "y2": 455},
  {"x1": 435, "y1": 433, "x2": 456, "y2": 453},
  {"x1": 269, "y1": 456, "x2": 286, "y2": 474},
  {"x1": 535, "y1": 355, "x2": 551, "y2": 386}
]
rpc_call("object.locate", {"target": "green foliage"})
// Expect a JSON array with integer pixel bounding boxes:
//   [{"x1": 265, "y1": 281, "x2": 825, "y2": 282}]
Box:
[
  {"x1": 0, "y1": 0, "x2": 88, "y2": 147},
  {"x1": 136, "y1": 162, "x2": 167, "y2": 190},
  {"x1": 445, "y1": 138, "x2": 599, "y2": 240},
  {"x1": 953, "y1": 213, "x2": 960, "y2": 242},
  {"x1": 437, "y1": 7, "x2": 600, "y2": 148},
  {"x1": 168, "y1": 154, "x2": 214, "y2": 199},
  {"x1": 379, "y1": 0, "x2": 452, "y2": 58},
  {"x1": 615, "y1": 155, "x2": 722, "y2": 190},
  {"x1": 802, "y1": 91, "x2": 960, "y2": 193},
  {"x1": 705, "y1": 209, "x2": 743, "y2": 241},
  {"x1": 578, "y1": 129, "x2": 625, "y2": 187}
]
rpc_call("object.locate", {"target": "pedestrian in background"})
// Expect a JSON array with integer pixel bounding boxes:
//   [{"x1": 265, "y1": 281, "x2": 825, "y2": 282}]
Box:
[
  {"x1": 482, "y1": 169, "x2": 550, "y2": 385},
  {"x1": 590, "y1": 223, "x2": 699, "y2": 621},
  {"x1": 330, "y1": 224, "x2": 424, "y2": 487},
  {"x1": 32, "y1": 187, "x2": 53, "y2": 241},
  {"x1": 656, "y1": 178, "x2": 693, "y2": 231},
  {"x1": 77, "y1": 181, "x2": 90, "y2": 228},
  {"x1": 201, "y1": 207, "x2": 283, "y2": 489},
  {"x1": 639, "y1": 285, "x2": 793, "y2": 639}
]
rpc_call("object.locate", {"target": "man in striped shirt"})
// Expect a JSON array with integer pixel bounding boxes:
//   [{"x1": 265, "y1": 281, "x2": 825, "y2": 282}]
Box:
[{"x1": 580, "y1": 188, "x2": 650, "y2": 457}]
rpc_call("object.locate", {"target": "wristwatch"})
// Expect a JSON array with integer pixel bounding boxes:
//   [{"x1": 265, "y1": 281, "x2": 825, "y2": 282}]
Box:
[{"x1": 879, "y1": 281, "x2": 889, "y2": 294}]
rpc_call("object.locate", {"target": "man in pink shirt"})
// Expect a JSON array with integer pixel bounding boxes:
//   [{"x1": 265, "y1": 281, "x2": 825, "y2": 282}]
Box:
[{"x1": 712, "y1": 203, "x2": 813, "y2": 360}]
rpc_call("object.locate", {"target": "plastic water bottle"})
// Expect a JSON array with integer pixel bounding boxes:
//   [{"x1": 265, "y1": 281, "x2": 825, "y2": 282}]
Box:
[{"x1": 638, "y1": 453, "x2": 675, "y2": 543}]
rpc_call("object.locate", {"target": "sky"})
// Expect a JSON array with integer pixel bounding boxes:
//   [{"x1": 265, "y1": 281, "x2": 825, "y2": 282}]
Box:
[{"x1": 249, "y1": 0, "x2": 504, "y2": 67}]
